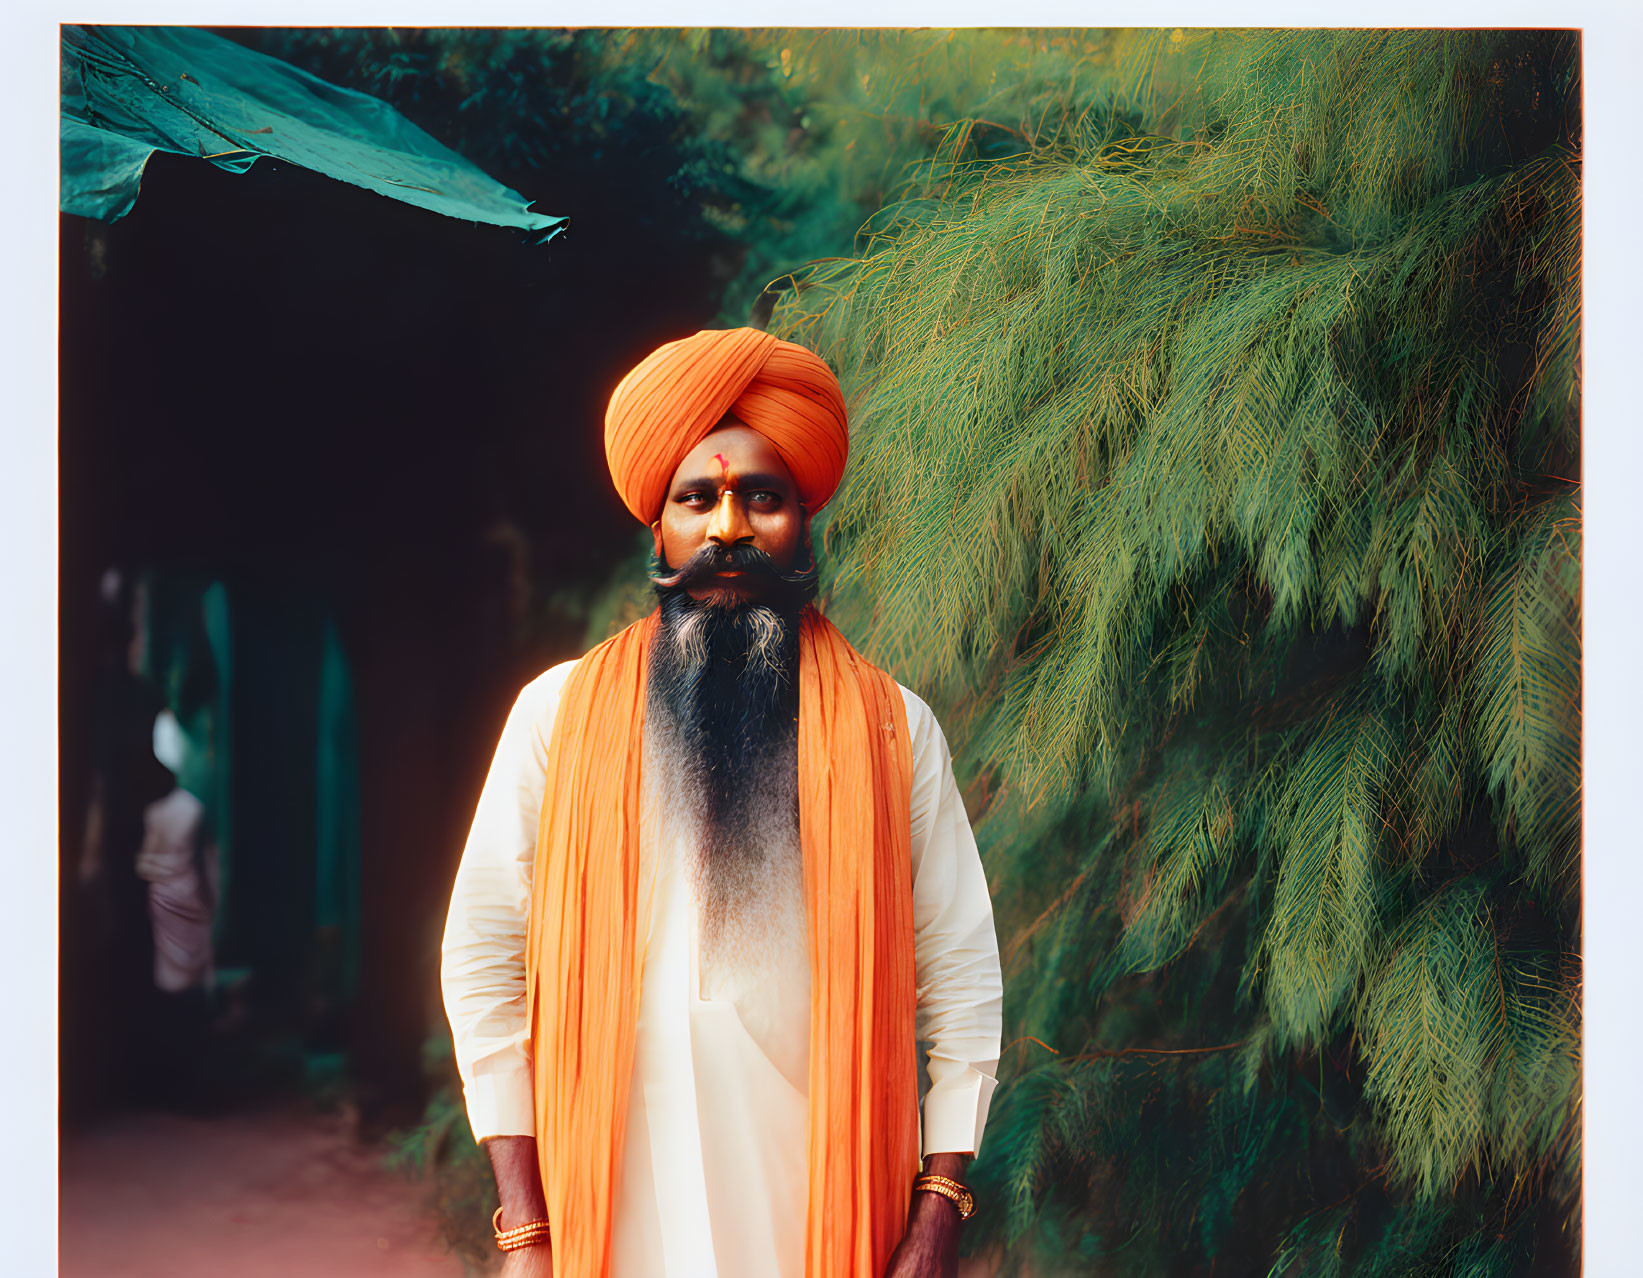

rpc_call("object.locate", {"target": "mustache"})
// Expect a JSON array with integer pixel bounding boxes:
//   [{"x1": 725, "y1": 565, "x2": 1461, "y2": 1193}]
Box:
[{"x1": 650, "y1": 541, "x2": 815, "y2": 596}]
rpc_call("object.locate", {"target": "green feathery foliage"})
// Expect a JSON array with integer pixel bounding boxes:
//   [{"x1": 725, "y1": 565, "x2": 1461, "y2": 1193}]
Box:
[
  {"x1": 1468, "y1": 494, "x2": 1582, "y2": 897},
  {"x1": 773, "y1": 27, "x2": 1580, "y2": 1275},
  {"x1": 605, "y1": 29, "x2": 1160, "y2": 318}
]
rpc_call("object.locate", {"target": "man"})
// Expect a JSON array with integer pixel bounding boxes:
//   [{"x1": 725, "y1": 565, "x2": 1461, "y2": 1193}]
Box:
[
  {"x1": 139, "y1": 707, "x2": 218, "y2": 998},
  {"x1": 442, "y1": 327, "x2": 1003, "y2": 1278}
]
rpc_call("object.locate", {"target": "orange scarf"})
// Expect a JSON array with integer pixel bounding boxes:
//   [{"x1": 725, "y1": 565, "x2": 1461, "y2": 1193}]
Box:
[{"x1": 524, "y1": 604, "x2": 919, "y2": 1277}]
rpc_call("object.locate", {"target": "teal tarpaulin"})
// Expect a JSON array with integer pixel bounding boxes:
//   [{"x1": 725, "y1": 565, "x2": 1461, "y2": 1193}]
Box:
[{"x1": 62, "y1": 25, "x2": 565, "y2": 238}]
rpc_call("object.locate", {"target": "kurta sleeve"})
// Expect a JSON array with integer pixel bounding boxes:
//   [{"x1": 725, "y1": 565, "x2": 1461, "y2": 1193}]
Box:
[
  {"x1": 440, "y1": 659, "x2": 578, "y2": 1143},
  {"x1": 901, "y1": 686, "x2": 1005, "y2": 1158}
]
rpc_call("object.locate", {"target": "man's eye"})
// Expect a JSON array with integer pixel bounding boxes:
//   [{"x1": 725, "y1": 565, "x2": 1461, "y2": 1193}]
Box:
[{"x1": 749, "y1": 491, "x2": 781, "y2": 505}]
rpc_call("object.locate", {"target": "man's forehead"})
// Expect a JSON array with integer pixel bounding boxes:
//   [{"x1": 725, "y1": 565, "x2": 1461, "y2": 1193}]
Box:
[{"x1": 670, "y1": 425, "x2": 794, "y2": 486}]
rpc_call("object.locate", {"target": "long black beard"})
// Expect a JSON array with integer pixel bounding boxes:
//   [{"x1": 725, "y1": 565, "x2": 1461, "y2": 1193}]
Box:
[{"x1": 645, "y1": 546, "x2": 813, "y2": 961}]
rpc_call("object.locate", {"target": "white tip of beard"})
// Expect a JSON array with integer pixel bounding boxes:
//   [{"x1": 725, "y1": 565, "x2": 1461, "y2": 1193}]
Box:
[
  {"x1": 741, "y1": 606, "x2": 786, "y2": 682},
  {"x1": 673, "y1": 608, "x2": 709, "y2": 669}
]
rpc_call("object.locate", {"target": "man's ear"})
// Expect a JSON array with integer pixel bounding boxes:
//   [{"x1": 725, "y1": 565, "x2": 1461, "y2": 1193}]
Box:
[
  {"x1": 798, "y1": 508, "x2": 815, "y2": 569},
  {"x1": 651, "y1": 520, "x2": 666, "y2": 565}
]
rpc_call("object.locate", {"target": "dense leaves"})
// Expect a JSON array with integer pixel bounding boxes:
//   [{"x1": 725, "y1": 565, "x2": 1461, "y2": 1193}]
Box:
[{"x1": 774, "y1": 28, "x2": 1580, "y2": 1276}]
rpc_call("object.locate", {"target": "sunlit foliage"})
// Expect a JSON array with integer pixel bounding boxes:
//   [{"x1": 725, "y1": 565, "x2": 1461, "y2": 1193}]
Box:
[{"x1": 774, "y1": 28, "x2": 1580, "y2": 1275}]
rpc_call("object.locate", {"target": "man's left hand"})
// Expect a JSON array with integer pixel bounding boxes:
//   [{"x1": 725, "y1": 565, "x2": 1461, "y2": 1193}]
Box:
[
  {"x1": 883, "y1": 1152, "x2": 970, "y2": 1278},
  {"x1": 882, "y1": 1190, "x2": 961, "y2": 1278}
]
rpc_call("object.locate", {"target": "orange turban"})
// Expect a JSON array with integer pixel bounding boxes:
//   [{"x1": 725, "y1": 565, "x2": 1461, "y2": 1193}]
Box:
[{"x1": 604, "y1": 327, "x2": 849, "y2": 524}]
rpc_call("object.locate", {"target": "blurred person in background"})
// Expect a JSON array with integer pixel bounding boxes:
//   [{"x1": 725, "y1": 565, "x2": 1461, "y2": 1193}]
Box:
[
  {"x1": 127, "y1": 705, "x2": 220, "y2": 1111},
  {"x1": 140, "y1": 707, "x2": 219, "y2": 997},
  {"x1": 73, "y1": 570, "x2": 173, "y2": 1113},
  {"x1": 75, "y1": 569, "x2": 224, "y2": 1112}
]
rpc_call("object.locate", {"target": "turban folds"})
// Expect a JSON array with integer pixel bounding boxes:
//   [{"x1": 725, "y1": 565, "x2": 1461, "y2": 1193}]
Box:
[{"x1": 604, "y1": 327, "x2": 849, "y2": 524}]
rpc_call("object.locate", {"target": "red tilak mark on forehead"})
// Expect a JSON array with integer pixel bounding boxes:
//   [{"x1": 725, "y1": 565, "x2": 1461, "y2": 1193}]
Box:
[{"x1": 710, "y1": 453, "x2": 736, "y2": 485}]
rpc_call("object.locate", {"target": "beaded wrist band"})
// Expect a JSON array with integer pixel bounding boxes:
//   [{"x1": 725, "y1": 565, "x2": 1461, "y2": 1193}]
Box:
[
  {"x1": 912, "y1": 1173, "x2": 977, "y2": 1221},
  {"x1": 492, "y1": 1206, "x2": 552, "y2": 1252}
]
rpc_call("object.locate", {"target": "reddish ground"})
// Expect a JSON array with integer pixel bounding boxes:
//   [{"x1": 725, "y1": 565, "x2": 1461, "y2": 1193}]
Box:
[
  {"x1": 60, "y1": 1104, "x2": 470, "y2": 1277},
  {"x1": 61, "y1": 1102, "x2": 1008, "y2": 1276}
]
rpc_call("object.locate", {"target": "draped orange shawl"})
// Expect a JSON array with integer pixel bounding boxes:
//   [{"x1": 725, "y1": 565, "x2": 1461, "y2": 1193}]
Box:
[{"x1": 524, "y1": 604, "x2": 920, "y2": 1277}]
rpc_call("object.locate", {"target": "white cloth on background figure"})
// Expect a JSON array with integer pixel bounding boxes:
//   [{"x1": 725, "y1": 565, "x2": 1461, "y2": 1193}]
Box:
[
  {"x1": 135, "y1": 785, "x2": 217, "y2": 994},
  {"x1": 441, "y1": 656, "x2": 1004, "y2": 1278}
]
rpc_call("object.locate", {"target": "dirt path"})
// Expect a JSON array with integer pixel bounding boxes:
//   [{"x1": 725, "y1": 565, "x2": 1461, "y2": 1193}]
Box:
[{"x1": 60, "y1": 1104, "x2": 469, "y2": 1277}]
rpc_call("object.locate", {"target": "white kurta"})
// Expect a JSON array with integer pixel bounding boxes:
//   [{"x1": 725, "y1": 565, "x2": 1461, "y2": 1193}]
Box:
[{"x1": 441, "y1": 656, "x2": 1003, "y2": 1278}]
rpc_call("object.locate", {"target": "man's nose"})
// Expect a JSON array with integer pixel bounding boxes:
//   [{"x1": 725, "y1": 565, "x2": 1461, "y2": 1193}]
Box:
[{"x1": 706, "y1": 490, "x2": 753, "y2": 546}]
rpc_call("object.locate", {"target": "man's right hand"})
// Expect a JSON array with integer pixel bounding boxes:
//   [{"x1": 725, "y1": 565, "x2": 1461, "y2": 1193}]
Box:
[
  {"x1": 499, "y1": 1241, "x2": 553, "y2": 1277},
  {"x1": 486, "y1": 1136, "x2": 552, "y2": 1277}
]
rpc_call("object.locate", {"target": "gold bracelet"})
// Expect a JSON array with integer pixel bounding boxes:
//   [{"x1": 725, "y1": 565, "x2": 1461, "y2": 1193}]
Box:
[
  {"x1": 493, "y1": 1206, "x2": 552, "y2": 1252},
  {"x1": 912, "y1": 1173, "x2": 976, "y2": 1221}
]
